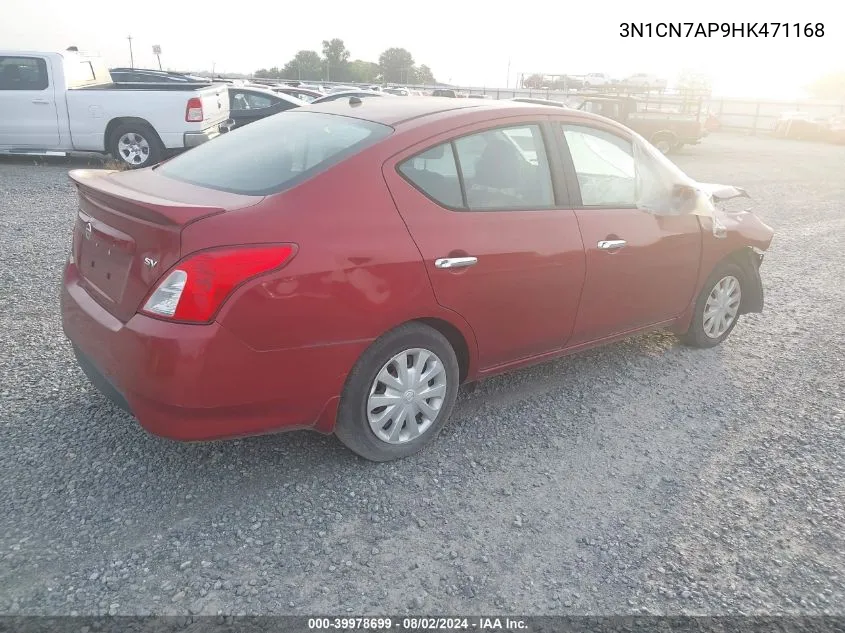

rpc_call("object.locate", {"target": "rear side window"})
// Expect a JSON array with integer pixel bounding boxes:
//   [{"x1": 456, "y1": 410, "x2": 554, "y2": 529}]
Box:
[
  {"x1": 398, "y1": 124, "x2": 555, "y2": 211},
  {"x1": 0, "y1": 56, "x2": 49, "y2": 90},
  {"x1": 158, "y1": 111, "x2": 392, "y2": 195},
  {"x1": 398, "y1": 143, "x2": 463, "y2": 208},
  {"x1": 454, "y1": 125, "x2": 554, "y2": 210}
]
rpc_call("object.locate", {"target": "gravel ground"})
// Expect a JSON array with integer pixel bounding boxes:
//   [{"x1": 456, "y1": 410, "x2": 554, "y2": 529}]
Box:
[{"x1": 1, "y1": 134, "x2": 843, "y2": 617}]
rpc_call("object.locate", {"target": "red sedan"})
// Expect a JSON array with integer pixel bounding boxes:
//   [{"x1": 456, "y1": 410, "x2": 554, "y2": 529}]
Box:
[{"x1": 61, "y1": 98, "x2": 774, "y2": 461}]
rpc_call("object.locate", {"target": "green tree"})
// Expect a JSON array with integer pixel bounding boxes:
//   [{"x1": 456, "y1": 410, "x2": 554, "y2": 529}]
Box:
[
  {"x1": 808, "y1": 71, "x2": 845, "y2": 100},
  {"x1": 522, "y1": 73, "x2": 544, "y2": 88},
  {"x1": 281, "y1": 50, "x2": 323, "y2": 81},
  {"x1": 322, "y1": 38, "x2": 351, "y2": 81},
  {"x1": 379, "y1": 48, "x2": 415, "y2": 84},
  {"x1": 254, "y1": 67, "x2": 281, "y2": 79},
  {"x1": 348, "y1": 59, "x2": 381, "y2": 83},
  {"x1": 413, "y1": 64, "x2": 435, "y2": 85}
]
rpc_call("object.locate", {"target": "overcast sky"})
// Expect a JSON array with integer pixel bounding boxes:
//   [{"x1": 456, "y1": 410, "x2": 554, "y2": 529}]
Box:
[{"x1": 2, "y1": 0, "x2": 840, "y2": 98}]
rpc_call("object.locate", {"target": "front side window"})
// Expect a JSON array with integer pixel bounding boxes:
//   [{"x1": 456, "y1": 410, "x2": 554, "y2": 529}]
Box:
[
  {"x1": 0, "y1": 56, "x2": 49, "y2": 91},
  {"x1": 453, "y1": 124, "x2": 554, "y2": 210},
  {"x1": 561, "y1": 125, "x2": 636, "y2": 206},
  {"x1": 158, "y1": 111, "x2": 392, "y2": 195}
]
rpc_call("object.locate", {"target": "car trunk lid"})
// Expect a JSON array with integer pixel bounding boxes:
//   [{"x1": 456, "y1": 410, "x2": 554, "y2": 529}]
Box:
[{"x1": 69, "y1": 168, "x2": 260, "y2": 322}]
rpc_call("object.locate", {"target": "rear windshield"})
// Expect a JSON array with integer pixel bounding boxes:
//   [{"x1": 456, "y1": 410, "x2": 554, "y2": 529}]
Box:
[{"x1": 157, "y1": 111, "x2": 392, "y2": 195}]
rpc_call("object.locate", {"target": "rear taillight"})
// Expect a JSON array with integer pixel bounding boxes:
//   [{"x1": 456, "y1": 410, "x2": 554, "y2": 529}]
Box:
[
  {"x1": 140, "y1": 244, "x2": 296, "y2": 323},
  {"x1": 185, "y1": 97, "x2": 204, "y2": 122}
]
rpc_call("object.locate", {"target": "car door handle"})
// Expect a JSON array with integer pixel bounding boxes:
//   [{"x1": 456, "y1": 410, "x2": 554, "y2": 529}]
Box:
[
  {"x1": 435, "y1": 256, "x2": 478, "y2": 269},
  {"x1": 31, "y1": 99, "x2": 51, "y2": 105},
  {"x1": 597, "y1": 239, "x2": 627, "y2": 251}
]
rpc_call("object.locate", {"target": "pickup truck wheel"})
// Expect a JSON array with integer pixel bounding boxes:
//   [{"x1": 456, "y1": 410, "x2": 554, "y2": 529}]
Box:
[
  {"x1": 651, "y1": 132, "x2": 678, "y2": 154},
  {"x1": 109, "y1": 124, "x2": 162, "y2": 169}
]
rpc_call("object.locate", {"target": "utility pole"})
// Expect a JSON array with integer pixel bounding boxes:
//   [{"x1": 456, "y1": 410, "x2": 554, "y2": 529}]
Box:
[
  {"x1": 506, "y1": 58, "x2": 511, "y2": 89},
  {"x1": 127, "y1": 35, "x2": 134, "y2": 68}
]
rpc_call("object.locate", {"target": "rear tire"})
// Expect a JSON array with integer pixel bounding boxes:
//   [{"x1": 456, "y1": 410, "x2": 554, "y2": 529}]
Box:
[
  {"x1": 651, "y1": 132, "x2": 678, "y2": 154},
  {"x1": 680, "y1": 261, "x2": 745, "y2": 348},
  {"x1": 108, "y1": 123, "x2": 163, "y2": 169},
  {"x1": 335, "y1": 323, "x2": 460, "y2": 462}
]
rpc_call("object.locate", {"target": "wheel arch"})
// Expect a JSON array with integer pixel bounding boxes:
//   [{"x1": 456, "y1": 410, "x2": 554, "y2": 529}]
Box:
[
  {"x1": 650, "y1": 129, "x2": 679, "y2": 152},
  {"x1": 104, "y1": 117, "x2": 163, "y2": 153},
  {"x1": 414, "y1": 317, "x2": 472, "y2": 384},
  {"x1": 726, "y1": 247, "x2": 765, "y2": 314}
]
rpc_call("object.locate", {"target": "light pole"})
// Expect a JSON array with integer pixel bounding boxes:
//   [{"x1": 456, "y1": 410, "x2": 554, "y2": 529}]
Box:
[{"x1": 127, "y1": 35, "x2": 134, "y2": 68}]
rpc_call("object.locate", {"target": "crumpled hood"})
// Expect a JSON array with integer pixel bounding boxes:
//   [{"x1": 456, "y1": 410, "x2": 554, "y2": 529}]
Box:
[{"x1": 695, "y1": 182, "x2": 750, "y2": 202}]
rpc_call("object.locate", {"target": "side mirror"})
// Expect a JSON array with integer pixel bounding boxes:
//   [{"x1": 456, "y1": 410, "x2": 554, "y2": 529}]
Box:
[{"x1": 671, "y1": 184, "x2": 699, "y2": 214}]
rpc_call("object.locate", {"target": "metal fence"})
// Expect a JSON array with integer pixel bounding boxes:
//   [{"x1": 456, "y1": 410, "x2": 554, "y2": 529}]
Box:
[
  {"x1": 253, "y1": 78, "x2": 845, "y2": 134},
  {"x1": 416, "y1": 85, "x2": 845, "y2": 134}
]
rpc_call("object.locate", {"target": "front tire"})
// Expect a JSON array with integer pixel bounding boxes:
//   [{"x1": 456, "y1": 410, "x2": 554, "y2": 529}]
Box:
[
  {"x1": 680, "y1": 261, "x2": 745, "y2": 348},
  {"x1": 335, "y1": 323, "x2": 460, "y2": 462},
  {"x1": 109, "y1": 123, "x2": 163, "y2": 169}
]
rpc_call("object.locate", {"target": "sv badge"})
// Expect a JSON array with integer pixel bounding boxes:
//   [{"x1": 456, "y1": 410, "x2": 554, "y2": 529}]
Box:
[{"x1": 143, "y1": 256, "x2": 159, "y2": 270}]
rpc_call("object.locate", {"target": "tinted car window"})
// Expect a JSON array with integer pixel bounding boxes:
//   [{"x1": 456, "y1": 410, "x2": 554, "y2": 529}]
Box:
[
  {"x1": 398, "y1": 143, "x2": 464, "y2": 209},
  {"x1": 0, "y1": 56, "x2": 49, "y2": 90},
  {"x1": 453, "y1": 125, "x2": 554, "y2": 210},
  {"x1": 244, "y1": 93, "x2": 273, "y2": 108},
  {"x1": 562, "y1": 124, "x2": 636, "y2": 206},
  {"x1": 231, "y1": 91, "x2": 274, "y2": 110},
  {"x1": 158, "y1": 112, "x2": 392, "y2": 195}
]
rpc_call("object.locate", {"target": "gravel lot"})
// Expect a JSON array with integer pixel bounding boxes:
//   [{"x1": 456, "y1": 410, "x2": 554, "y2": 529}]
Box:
[{"x1": 1, "y1": 134, "x2": 843, "y2": 618}]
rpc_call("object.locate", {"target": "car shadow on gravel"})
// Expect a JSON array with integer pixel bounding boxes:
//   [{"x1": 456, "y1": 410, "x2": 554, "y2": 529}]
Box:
[{"x1": 49, "y1": 327, "x2": 703, "y2": 479}]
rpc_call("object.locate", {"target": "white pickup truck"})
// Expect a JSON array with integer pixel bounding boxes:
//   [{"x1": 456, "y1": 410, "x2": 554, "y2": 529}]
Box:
[{"x1": 0, "y1": 49, "x2": 230, "y2": 168}]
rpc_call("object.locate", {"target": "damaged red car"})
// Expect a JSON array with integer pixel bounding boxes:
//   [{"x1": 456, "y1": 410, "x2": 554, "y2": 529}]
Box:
[{"x1": 61, "y1": 98, "x2": 774, "y2": 461}]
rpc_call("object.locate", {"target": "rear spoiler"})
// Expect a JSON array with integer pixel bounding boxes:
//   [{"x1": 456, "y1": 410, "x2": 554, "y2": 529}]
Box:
[{"x1": 68, "y1": 169, "x2": 250, "y2": 226}]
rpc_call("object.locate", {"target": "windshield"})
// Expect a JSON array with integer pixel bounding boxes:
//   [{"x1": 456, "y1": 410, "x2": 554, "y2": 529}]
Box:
[{"x1": 157, "y1": 111, "x2": 392, "y2": 195}]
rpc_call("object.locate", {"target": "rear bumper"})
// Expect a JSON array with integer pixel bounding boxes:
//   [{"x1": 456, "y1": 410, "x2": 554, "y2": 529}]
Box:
[
  {"x1": 61, "y1": 263, "x2": 359, "y2": 440},
  {"x1": 183, "y1": 125, "x2": 222, "y2": 148}
]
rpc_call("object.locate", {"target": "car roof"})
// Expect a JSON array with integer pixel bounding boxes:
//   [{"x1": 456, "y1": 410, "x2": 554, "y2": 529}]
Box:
[{"x1": 303, "y1": 96, "x2": 573, "y2": 127}]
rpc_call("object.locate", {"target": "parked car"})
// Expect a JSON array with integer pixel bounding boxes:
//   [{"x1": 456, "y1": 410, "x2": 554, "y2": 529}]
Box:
[
  {"x1": 62, "y1": 98, "x2": 773, "y2": 461},
  {"x1": 582, "y1": 73, "x2": 612, "y2": 88},
  {"x1": 226, "y1": 87, "x2": 306, "y2": 130},
  {"x1": 265, "y1": 85, "x2": 324, "y2": 103},
  {"x1": 576, "y1": 96, "x2": 703, "y2": 153},
  {"x1": 0, "y1": 50, "x2": 229, "y2": 168},
  {"x1": 511, "y1": 97, "x2": 568, "y2": 108},
  {"x1": 327, "y1": 85, "x2": 358, "y2": 94},
  {"x1": 310, "y1": 90, "x2": 386, "y2": 104},
  {"x1": 383, "y1": 87, "x2": 410, "y2": 96},
  {"x1": 109, "y1": 68, "x2": 209, "y2": 84},
  {"x1": 828, "y1": 114, "x2": 845, "y2": 144},
  {"x1": 623, "y1": 73, "x2": 668, "y2": 90},
  {"x1": 432, "y1": 88, "x2": 458, "y2": 98}
]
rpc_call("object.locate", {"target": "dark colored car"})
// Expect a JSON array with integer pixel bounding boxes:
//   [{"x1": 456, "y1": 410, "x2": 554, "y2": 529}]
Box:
[
  {"x1": 432, "y1": 89, "x2": 458, "y2": 98},
  {"x1": 226, "y1": 87, "x2": 306, "y2": 130},
  {"x1": 310, "y1": 90, "x2": 386, "y2": 104},
  {"x1": 267, "y1": 86, "x2": 324, "y2": 102},
  {"x1": 61, "y1": 99, "x2": 773, "y2": 461},
  {"x1": 109, "y1": 68, "x2": 208, "y2": 84}
]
